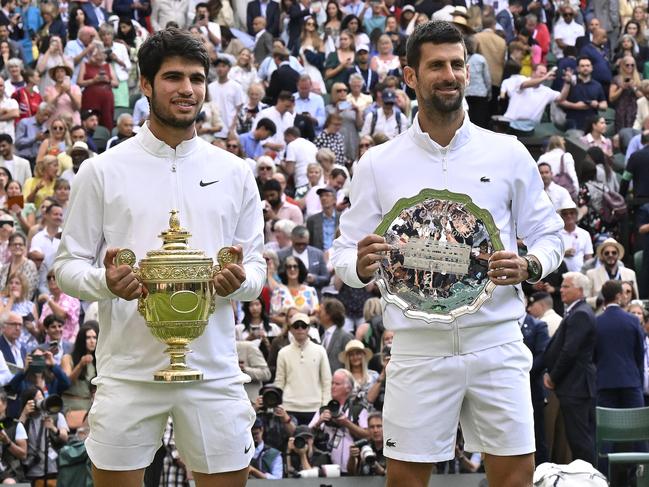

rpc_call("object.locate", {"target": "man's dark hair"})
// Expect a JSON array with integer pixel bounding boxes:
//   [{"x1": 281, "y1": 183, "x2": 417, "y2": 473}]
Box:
[
  {"x1": 262, "y1": 179, "x2": 282, "y2": 193},
  {"x1": 563, "y1": 45, "x2": 577, "y2": 57},
  {"x1": 256, "y1": 118, "x2": 277, "y2": 136},
  {"x1": 195, "y1": 2, "x2": 208, "y2": 10},
  {"x1": 138, "y1": 28, "x2": 210, "y2": 84},
  {"x1": 576, "y1": 55, "x2": 592, "y2": 66},
  {"x1": 0, "y1": 134, "x2": 12, "y2": 145},
  {"x1": 601, "y1": 280, "x2": 623, "y2": 304},
  {"x1": 406, "y1": 20, "x2": 465, "y2": 72},
  {"x1": 43, "y1": 314, "x2": 64, "y2": 329},
  {"x1": 277, "y1": 90, "x2": 294, "y2": 102},
  {"x1": 70, "y1": 125, "x2": 85, "y2": 134},
  {"x1": 272, "y1": 47, "x2": 289, "y2": 62},
  {"x1": 284, "y1": 126, "x2": 301, "y2": 138},
  {"x1": 322, "y1": 298, "x2": 346, "y2": 328},
  {"x1": 509, "y1": 0, "x2": 523, "y2": 6},
  {"x1": 330, "y1": 168, "x2": 347, "y2": 180},
  {"x1": 45, "y1": 203, "x2": 62, "y2": 214}
]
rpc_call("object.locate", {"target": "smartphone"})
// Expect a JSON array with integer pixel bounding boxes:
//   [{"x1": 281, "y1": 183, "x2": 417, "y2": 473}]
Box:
[
  {"x1": 7, "y1": 195, "x2": 23, "y2": 209},
  {"x1": 49, "y1": 340, "x2": 58, "y2": 351},
  {"x1": 338, "y1": 101, "x2": 352, "y2": 111},
  {"x1": 549, "y1": 66, "x2": 558, "y2": 74}
]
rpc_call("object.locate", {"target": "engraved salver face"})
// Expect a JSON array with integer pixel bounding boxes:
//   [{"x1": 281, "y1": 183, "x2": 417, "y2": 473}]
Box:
[{"x1": 375, "y1": 189, "x2": 503, "y2": 322}]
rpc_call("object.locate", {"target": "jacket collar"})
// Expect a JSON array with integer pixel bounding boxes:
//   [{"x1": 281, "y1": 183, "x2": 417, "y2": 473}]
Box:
[
  {"x1": 409, "y1": 111, "x2": 472, "y2": 154},
  {"x1": 137, "y1": 122, "x2": 200, "y2": 158}
]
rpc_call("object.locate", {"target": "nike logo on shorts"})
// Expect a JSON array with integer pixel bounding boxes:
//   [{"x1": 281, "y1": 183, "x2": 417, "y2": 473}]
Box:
[
  {"x1": 199, "y1": 179, "x2": 219, "y2": 187},
  {"x1": 244, "y1": 442, "x2": 253, "y2": 453}
]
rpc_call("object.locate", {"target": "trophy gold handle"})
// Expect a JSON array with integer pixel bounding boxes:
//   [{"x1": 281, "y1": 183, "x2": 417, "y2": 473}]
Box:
[{"x1": 115, "y1": 248, "x2": 146, "y2": 314}]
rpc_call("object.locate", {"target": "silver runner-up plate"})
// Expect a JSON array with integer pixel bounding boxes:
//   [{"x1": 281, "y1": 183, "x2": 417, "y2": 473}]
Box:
[{"x1": 374, "y1": 189, "x2": 504, "y2": 323}]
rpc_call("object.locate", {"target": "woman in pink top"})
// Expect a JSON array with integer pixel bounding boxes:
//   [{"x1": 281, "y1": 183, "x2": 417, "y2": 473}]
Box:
[
  {"x1": 44, "y1": 64, "x2": 82, "y2": 126},
  {"x1": 39, "y1": 269, "x2": 80, "y2": 346}
]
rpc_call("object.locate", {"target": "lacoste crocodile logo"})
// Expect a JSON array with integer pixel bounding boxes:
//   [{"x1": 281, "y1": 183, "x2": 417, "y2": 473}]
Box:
[
  {"x1": 386, "y1": 439, "x2": 396, "y2": 448},
  {"x1": 480, "y1": 176, "x2": 490, "y2": 183}
]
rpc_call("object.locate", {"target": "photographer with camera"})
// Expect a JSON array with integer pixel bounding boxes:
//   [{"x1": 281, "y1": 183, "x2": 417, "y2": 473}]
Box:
[
  {"x1": 308, "y1": 368, "x2": 370, "y2": 474},
  {"x1": 253, "y1": 385, "x2": 297, "y2": 453},
  {"x1": 286, "y1": 424, "x2": 331, "y2": 478},
  {"x1": 19, "y1": 385, "x2": 69, "y2": 486},
  {"x1": 274, "y1": 312, "x2": 331, "y2": 425},
  {"x1": 347, "y1": 412, "x2": 386, "y2": 476},
  {"x1": 0, "y1": 390, "x2": 27, "y2": 483},
  {"x1": 249, "y1": 418, "x2": 283, "y2": 480}
]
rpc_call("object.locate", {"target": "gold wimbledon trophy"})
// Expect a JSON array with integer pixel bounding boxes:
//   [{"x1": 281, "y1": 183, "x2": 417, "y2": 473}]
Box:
[{"x1": 115, "y1": 210, "x2": 236, "y2": 382}]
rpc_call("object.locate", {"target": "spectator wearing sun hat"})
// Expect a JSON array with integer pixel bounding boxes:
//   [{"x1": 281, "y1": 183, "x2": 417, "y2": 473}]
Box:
[{"x1": 339, "y1": 339, "x2": 378, "y2": 399}]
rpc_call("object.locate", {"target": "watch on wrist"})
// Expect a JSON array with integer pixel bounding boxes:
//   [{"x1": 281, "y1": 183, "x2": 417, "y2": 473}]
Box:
[{"x1": 524, "y1": 255, "x2": 542, "y2": 281}]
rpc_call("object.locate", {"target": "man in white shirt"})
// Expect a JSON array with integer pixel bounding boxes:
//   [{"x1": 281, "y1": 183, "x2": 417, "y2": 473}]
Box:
[
  {"x1": 552, "y1": 5, "x2": 584, "y2": 59},
  {"x1": 208, "y1": 57, "x2": 245, "y2": 139},
  {"x1": 501, "y1": 64, "x2": 568, "y2": 134},
  {"x1": 31, "y1": 203, "x2": 63, "y2": 265},
  {"x1": 253, "y1": 92, "x2": 296, "y2": 152},
  {"x1": 360, "y1": 89, "x2": 409, "y2": 139},
  {"x1": 558, "y1": 200, "x2": 593, "y2": 272},
  {"x1": 283, "y1": 126, "x2": 317, "y2": 188},
  {"x1": 527, "y1": 291, "x2": 563, "y2": 337},
  {"x1": 0, "y1": 78, "x2": 19, "y2": 141},
  {"x1": 64, "y1": 26, "x2": 98, "y2": 83},
  {"x1": 0, "y1": 133, "x2": 30, "y2": 185},
  {"x1": 194, "y1": 3, "x2": 221, "y2": 48},
  {"x1": 538, "y1": 162, "x2": 573, "y2": 211}
]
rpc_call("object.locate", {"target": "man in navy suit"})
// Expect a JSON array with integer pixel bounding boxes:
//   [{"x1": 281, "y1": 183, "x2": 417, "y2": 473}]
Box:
[
  {"x1": 0, "y1": 311, "x2": 26, "y2": 368},
  {"x1": 278, "y1": 225, "x2": 330, "y2": 293},
  {"x1": 544, "y1": 271, "x2": 597, "y2": 464},
  {"x1": 521, "y1": 313, "x2": 550, "y2": 465},
  {"x1": 596, "y1": 280, "x2": 645, "y2": 407},
  {"x1": 496, "y1": 0, "x2": 523, "y2": 42},
  {"x1": 595, "y1": 280, "x2": 645, "y2": 483},
  {"x1": 81, "y1": 0, "x2": 110, "y2": 29},
  {"x1": 247, "y1": 0, "x2": 280, "y2": 38}
]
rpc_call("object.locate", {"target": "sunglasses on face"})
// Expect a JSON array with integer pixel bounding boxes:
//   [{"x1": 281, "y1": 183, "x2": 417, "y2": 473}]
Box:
[
  {"x1": 286, "y1": 264, "x2": 299, "y2": 270},
  {"x1": 227, "y1": 144, "x2": 239, "y2": 149},
  {"x1": 259, "y1": 166, "x2": 273, "y2": 171},
  {"x1": 603, "y1": 251, "x2": 618, "y2": 256},
  {"x1": 291, "y1": 322, "x2": 309, "y2": 329},
  {"x1": 359, "y1": 143, "x2": 371, "y2": 148},
  {"x1": 52, "y1": 126, "x2": 65, "y2": 131}
]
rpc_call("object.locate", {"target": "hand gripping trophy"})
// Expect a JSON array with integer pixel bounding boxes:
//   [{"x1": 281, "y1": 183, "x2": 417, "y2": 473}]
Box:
[{"x1": 116, "y1": 209, "x2": 237, "y2": 382}]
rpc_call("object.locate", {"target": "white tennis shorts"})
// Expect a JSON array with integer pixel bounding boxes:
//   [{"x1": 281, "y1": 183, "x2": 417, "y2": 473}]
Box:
[
  {"x1": 86, "y1": 376, "x2": 256, "y2": 473},
  {"x1": 382, "y1": 340, "x2": 535, "y2": 463}
]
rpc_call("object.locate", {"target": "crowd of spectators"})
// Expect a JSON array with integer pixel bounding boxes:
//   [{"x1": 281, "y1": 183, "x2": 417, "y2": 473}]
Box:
[{"x1": 0, "y1": 0, "x2": 643, "y2": 483}]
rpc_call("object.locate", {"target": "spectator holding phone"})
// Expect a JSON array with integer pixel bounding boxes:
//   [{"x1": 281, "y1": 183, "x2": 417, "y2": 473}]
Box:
[
  {"x1": 0, "y1": 271, "x2": 39, "y2": 349},
  {"x1": 77, "y1": 40, "x2": 118, "y2": 130},
  {"x1": 32, "y1": 315, "x2": 71, "y2": 366},
  {"x1": 61, "y1": 322, "x2": 97, "y2": 415},
  {"x1": 38, "y1": 270, "x2": 80, "y2": 347}
]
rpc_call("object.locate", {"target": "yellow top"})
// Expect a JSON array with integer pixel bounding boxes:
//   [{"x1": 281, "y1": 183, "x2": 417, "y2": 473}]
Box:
[{"x1": 23, "y1": 177, "x2": 55, "y2": 208}]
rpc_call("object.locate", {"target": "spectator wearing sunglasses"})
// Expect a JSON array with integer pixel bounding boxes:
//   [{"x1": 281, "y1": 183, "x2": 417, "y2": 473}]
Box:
[
  {"x1": 586, "y1": 238, "x2": 639, "y2": 308},
  {"x1": 274, "y1": 312, "x2": 332, "y2": 425}
]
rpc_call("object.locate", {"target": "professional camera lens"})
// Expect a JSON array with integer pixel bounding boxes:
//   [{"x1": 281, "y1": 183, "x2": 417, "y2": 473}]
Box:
[{"x1": 294, "y1": 436, "x2": 306, "y2": 449}]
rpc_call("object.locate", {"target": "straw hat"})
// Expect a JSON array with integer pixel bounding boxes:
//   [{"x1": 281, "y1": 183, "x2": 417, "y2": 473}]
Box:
[
  {"x1": 338, "y1": 339, "x2": 373, "y2": 364},
  {"x1": 48, "y1": 64, "x2": 73, "y2": 79},
  {"x1": 596, "y1": 237, "x2": 625, "y2": 261}
]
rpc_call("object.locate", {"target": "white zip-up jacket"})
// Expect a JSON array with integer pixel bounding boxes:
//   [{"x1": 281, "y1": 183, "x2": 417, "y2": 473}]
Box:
[
  {"x1": 331, "y1": 115, "x2": 564, "y2": 357},
  {"x1": 54, "y1": 123, "x2": 266, "y2": 382}
]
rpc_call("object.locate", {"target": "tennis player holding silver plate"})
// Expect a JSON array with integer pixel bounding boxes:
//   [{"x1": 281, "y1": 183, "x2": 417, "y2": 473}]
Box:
[{"x1": 330, "y1": 21, "x2": 564, "y2": 487}]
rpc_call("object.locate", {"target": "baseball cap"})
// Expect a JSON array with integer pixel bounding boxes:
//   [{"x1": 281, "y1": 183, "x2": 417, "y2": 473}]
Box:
[
  {"x1": 289, "y1": 313, "x2": 310, "y2": 327},
  {"x1": 80, "y1": 109, "x2": 98, "y2": 121},
  {"x1": 294, "y1": 425, "x2": 314, "y2": 438},
  {"x1": 356, "y1": 44, "x2": 370, "y2": 53},
  {"x1": 557, "y1": 200, "x2": 577, "y2": 212},
  {"x1": 316, "y1": 186, "x2": 336, "y2": 196},
  {"x1": 252, "y1": 417, "x2": 264, "y2": 429},
  {"x1": 528, "y1": 291, "x2": 551, "y2": 305},
  {"x1": 402, "y1": 4, "x2": 415, "y2": 12},
  {"x1": 69, "y1": 141, "x2": 89, "y2": 154},
  {"x1": 382, "y1": 89, "x2": 397, "y2": 104}
]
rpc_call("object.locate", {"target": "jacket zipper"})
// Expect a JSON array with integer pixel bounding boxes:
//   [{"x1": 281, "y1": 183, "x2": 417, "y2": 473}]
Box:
[{"x1": 440, "y1": 146, "x2": 459, "y2": 354}]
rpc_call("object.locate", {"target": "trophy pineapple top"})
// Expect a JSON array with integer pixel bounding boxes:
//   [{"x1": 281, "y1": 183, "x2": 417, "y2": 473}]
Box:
[{"x1": 159, "y1": 210, "x2": 191, "y2": 250}]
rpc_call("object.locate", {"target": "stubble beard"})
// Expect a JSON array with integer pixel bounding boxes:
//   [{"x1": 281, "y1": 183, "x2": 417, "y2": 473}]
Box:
[
  {"x1": 149, "y1": 86, "x2": 202, "y2": 129},
  {"x1": 420, "y1": 82, "x2": 465, "y2": 118}
]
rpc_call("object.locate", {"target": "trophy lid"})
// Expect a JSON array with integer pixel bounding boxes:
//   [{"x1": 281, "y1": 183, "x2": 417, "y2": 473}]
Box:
[{"x1": 141, "y1": 210, "x2": 211, "y2": 263}]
